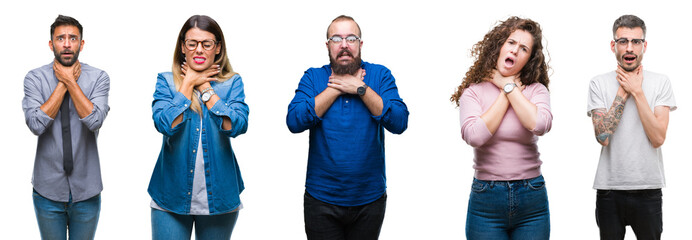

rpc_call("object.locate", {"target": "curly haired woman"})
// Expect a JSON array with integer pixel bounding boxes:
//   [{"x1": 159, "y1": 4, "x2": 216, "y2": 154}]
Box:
[{"x1": 451, "y1": 16, "x2": 552, "y2": 240}]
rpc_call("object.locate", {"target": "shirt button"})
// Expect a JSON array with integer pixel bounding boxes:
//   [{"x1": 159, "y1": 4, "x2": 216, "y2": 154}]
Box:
[
  {"x1": 196, "y1": 128, "x2": 199, "y2": 131},
  {"x1": 184, "y1": 104, "x2": 188, "y2": 107},
  {"x1": 190, "y1": 169, "x2": 193, "y2": 173},
  {"x1": 193, "y1": 149, "x2": 196, "y2": 153},
  {"x1": 188, "y1": 192, "x2": 191, "y2": 195},
  {"x1": 345, "y1": 100, "x2": 349, "y2": 103},
  {"x1": 208, "y1": 191, "x2": 212, "y2": 195},
  {"x1": 216, "y1": 111, "x2": 220, "y2": 114},
  {"x1": 203, "y1": 149, "x2": 207, "y2": 152}
]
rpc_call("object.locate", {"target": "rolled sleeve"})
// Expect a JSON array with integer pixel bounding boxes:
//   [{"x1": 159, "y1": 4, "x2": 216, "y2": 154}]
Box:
[
  {"x1": 528, "y1": 84, "x2": 552, "y2": 136},
  {"x1": 22, "y1": 71, "x2": 54, "y2": 136},
  {"x1": 459, "y1": 88, "x2": 493, "y2": 147},
  {"x1": 152, "y1": 73, "x2": 191, "y2": 137},
  {"x1": 210, "y1": 75, "x2": 249, "y2": 138},
  {"x1": 286, "y1": 70, "x2": 321, "y2": 133},
  {"x1": 371, "y1": 68, "x2": 408, "y2": 134},
  {"x1": 79, "y1": 71, "x2": 110, "y2": 132}
]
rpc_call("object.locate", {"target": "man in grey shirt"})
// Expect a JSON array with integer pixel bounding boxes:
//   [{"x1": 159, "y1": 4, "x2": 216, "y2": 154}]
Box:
[
  {"x1": 22, "y1": 15, "x2": 110, "y2": 240},
  {"x1": 587, "y1": 15, "x2": 676, "y2": 240}
]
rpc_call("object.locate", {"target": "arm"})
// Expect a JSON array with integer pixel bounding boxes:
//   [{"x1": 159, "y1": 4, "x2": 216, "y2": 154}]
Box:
[
  {"x1": 591, "y1": 87, "x2": 628, "y2": 146},
  {"x1": 200, "y1": 75, "x2": 249, "y2": 138},
  {"x1": 458, "y1": 86, "x2": 493, "y2": 147},
  {"x1": 287, "y1": 70, "x2": 328, "y2": 133},
  {"x1": 615, "y1": 66, "x2": 669, "y2": 147},
  {"x1": 152, "y1": 73, "x2": 192, "y2": 137},
  {"x1": 616, "y1": 66, "x2": 670, "y2": 148},
  {"x1": 365, "y1": 68, "x2": 407, "y2": 134},
  {"x1": 22, "y1": 71, "x2": 59, "y2": 135},
  {"x1": 53, "y1": 61, "x2": 94, "y2": 119}
]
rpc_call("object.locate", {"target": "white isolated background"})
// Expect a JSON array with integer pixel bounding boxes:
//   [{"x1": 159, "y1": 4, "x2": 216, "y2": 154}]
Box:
[{"x1": 1, "y1": 0, "x2": 688, "y2": 239}]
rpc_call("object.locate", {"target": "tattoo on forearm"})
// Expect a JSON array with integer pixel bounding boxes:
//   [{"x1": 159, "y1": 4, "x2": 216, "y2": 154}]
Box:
[{"x1": 592, "y1": 95, "x2": 626, "y2": 144}]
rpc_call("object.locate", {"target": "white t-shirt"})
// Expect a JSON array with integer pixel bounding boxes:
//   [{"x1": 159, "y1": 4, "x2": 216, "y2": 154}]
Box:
[{"x1": 586, "y1": 70, "x2": 677, "y2": 190}]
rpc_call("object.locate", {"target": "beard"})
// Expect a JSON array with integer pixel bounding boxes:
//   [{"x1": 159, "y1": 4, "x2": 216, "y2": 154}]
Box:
[
  {"x1": 618, "y1": 52, "x2": 642, "y2": 72},
  {"x1": 329, "y1": 49, "x2": 362, "y2": 75},
  {"x1": 53, "y1": 45, "x2": 81, "y2": 67}
]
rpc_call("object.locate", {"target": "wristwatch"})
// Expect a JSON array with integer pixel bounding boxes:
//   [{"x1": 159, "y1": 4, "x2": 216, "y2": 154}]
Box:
[
  {"x1": 503, "y1": 83, "x2": 517, "y2": 94},
  {"x1": 357, "y1": 84, "x2": 369, "y2": 96},
  {"x1": 201, "y1": 88, "x2": 216, "y2": 103}
]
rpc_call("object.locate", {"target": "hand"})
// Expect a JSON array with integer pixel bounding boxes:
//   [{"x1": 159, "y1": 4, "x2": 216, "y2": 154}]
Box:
[
  {"x1": 53, "y1": 60, "x2": 81, "y2": 85},
  {"x1": 489, "y1": 69, "x2": 520, "y2": 89},
  {"x1": 181, "y1": 63, "x2": 220, "y2": 88},
  {"x1": 616, "y1": 65, "x2": 643, "y2": 95},
  {"x1": 514, "y1": 77, "x2": 526, "y2": 92},
  {"x1": 327, "y1": 68, "x2": 366, "y2": 95}
]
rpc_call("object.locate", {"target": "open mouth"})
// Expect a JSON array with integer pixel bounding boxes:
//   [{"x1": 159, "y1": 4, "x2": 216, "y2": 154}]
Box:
[
  {"x1": 504, "y1": 57, "x2": 515, "y2": 67},
  {"x1": 623, "y1": 54, "x2": 637, "y2": 63},
  {"x1": 193, "y1": 57, "x2": 206, "y2": 64}
]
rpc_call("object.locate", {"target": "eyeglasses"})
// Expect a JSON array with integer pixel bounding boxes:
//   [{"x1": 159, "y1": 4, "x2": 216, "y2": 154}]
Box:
[
  {"x1": 328, "y1": 35, "x2": 361, "y2": 45},
  {"x1": 614, "y1": 38, "x2": 645, "y2": 46},
  {"x1": 184, "y1": 39, "x2": 217, "y2": 51}
]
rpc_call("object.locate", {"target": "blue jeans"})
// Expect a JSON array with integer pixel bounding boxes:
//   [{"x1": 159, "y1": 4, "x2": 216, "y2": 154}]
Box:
[
  {"x1": 32, "y1": 189, "x2": 101, "y2": 240},
  {"x1": 596, "y1": 189, "x2": 662, "y2": 240},
  {"x1": 466, "y1": 175, "x2": 550, "y2": 240},
  {"x1": 304, "y1": 191, "x2": 387, "y2": 240},
  {"x1": 151, "y1": 208, "x2": 239, "y2": 240}
]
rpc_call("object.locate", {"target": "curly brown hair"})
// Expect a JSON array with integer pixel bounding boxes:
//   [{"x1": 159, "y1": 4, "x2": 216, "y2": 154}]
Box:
[{"x1": 451, "y1": 16, "x2": 550, "y2": 106}]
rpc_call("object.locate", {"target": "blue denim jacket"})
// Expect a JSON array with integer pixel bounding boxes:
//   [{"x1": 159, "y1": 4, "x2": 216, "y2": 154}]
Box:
[{"x1": 148, "y1": 72, "x2": 248, "y2": 215}]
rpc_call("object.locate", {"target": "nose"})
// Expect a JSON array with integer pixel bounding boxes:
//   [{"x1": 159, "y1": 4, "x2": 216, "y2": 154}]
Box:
[
  {"x1": 626, "y1": 42, "x2": 634, "y2": 51},
  {"x1": 194, "y1": 42, "x2": 205, "y2": 53},
  {"x1": 339, "y1": 40, "x2": 349, "y2": 48},
  {"x1": 510, "y1": 45, "x2": 519, "y2": 54},
  {"x1": 63, "y1": 40, "x2": 72, "y2": 49}
]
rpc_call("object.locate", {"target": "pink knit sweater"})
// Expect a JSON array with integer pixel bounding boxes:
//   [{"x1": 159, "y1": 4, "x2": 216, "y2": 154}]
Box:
[{"x1": 458, "y1": 81, "x2": 552, "y2": 181}]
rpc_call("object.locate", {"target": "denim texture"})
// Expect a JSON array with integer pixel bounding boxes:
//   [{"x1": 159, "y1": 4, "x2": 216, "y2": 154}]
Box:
[
  {"x1": 151, "y1": 208, "x2": 239, "y2": 240},
  {"x1": 466, "y1": 175, "x2": 550, "y2": 240},
  {"x1": 33, "y1": 189, "x2": 101, "y2": 240},
  {"x1": 304, "y1": 191, "x2": 386, "y2": 240},
  {"x1": 596, "y1": 189, "x2": 662, "y2": 240},
  {"x1": 149, "y1": 72, "x2": 248, "y2": 215}
]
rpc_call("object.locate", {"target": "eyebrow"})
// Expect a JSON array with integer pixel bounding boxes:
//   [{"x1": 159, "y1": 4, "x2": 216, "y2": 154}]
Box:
[
  {"x1": 54, "y1": 34, "x2": 80, "y2": 39},
  {"x1": 509, "y1": 38, "x2": 531, "y2": 51}
]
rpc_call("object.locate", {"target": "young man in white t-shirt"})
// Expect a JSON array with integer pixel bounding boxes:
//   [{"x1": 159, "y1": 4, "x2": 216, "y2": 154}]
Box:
[{"x1": 587, "y1": 14, "x2": 676, "y2": 240}]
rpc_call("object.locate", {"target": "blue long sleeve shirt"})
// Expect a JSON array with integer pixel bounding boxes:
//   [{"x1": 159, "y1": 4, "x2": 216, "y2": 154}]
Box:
[
  {"x1": 286, "y1": 61, "x2": 408, "y2": 206},
  {"x1": 149, "y1": 72, "x2": 248, "y2": 215}
]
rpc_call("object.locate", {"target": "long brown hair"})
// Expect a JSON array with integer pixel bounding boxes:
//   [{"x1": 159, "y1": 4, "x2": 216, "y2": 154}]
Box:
[
  {"x1": 172, "y1": 15, "x2": 236, "y2": 113},
  {"x1": 451, "y1": 16, "x2": 550, "y2": 106}
]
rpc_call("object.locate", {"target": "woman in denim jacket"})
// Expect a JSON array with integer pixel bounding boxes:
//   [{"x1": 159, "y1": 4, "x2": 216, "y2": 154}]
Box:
[
  {"x1": 148, "y1": 15, "x2": 249, "y2": 240},
  {"x1": 451, "y1": 17, "x2": 553, "y2": 240}
]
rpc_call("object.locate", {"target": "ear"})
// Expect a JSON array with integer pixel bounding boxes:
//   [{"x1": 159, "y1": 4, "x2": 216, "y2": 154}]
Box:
[
  {"x1": 610, "y1": 40, "x2": 616, "y2": 53},
  {"x1": 78, "y1": 40, "x2": 85, "y2": 52},
  {"x1": 642, "y1": 41, "x2": 647, "y2": 53},
  {"x1": 215, "y1": 43, "x2": 221, "y2": 55},
  {"x1": 49, "y1": 40, "x2": 54, "y2": 51}
]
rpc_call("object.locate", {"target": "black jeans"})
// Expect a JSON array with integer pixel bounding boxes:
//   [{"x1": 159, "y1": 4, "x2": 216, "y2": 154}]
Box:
[
  {"x1": 596, "y1": 189, "x2": 663, "y2": 240},
  {"x1": 304, "y1": 191, "x2": 387, "y2": 240}
]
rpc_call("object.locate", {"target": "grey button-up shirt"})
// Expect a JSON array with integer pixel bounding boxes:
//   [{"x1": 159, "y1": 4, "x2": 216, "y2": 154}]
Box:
[{"x1": 22, "y1": 62, "x2": 110, "y2": 202}]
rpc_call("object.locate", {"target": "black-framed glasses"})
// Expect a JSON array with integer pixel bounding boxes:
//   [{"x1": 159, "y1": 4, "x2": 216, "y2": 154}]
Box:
[
  {"x1": 184, "y1": 39, "x2": 218, "y2": 51},
  {"x1": 614, "y1": 38, "x2": 645, "y2": 46},
  {"x1": 328, "y1": 35, "x2": 361, "y2": 45}
]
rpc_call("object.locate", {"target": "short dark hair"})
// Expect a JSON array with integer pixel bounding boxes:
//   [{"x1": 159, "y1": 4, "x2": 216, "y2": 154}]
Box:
[
  {"x1": 326, "y1": 15, "x2": 361, "y2": 39},
  {"x1": 613, "y1": 15, "x2": 646, "y2": 38},
  {"x1": 50, "y1": 15, "x2": 83, "y2": 39}
]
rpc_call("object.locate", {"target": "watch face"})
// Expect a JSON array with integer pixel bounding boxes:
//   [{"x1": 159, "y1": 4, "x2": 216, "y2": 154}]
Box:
[
  {"x1": 202, "y1": 92, "x2": 211, "y2": 102},
  {"x1": 357, "y1": 86, "x2": 366, "y2": 95},
  {"x1": 504, "y1": 84, "x2": 514, "y2": 93}
]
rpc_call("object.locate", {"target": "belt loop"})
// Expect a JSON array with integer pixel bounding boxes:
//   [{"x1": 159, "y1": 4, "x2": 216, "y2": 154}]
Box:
[{"x1": 489, "y1": 181, "x2": 495, "y2": 188}]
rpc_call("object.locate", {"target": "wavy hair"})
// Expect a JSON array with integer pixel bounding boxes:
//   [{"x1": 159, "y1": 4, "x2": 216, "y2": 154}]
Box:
[
  {"x1": 451, "y1": 16, "x2": 550, "y2": 106},
  {"x1": 172, "y1": 15, "x2": 236, "y2": 113}
]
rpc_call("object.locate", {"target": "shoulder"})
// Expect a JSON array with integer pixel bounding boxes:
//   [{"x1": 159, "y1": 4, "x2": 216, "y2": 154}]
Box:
[
  {"x1": 526, "y1": 82, "x2": 549, "y2": 92},
  {"x1": 462, "y1": 82, "x2": 493, "y2": 96},
  {"x1": 25, "y1": 63, "x2": 54, "y2": 79},
  {"x1": 362, "y1": 61, "x2": 391, "y2": 73},
  {"x1": 643, "y1": 70, "x2": 670, "y2": 82},
  {"x1": 590, "y1": 71, "x2": 616, "y2": 83},
  {"x1": 80, "y1": 63, "x2": 109, "y2": 78},
  {"x1": 215, "y1": 73, "x2": 241, "y2": 88}
]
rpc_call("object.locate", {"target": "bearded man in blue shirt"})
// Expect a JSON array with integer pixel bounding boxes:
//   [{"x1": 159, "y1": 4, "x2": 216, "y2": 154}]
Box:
[{"x1": 287, "y1": 15, "x2": 409, "y2": 240}]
